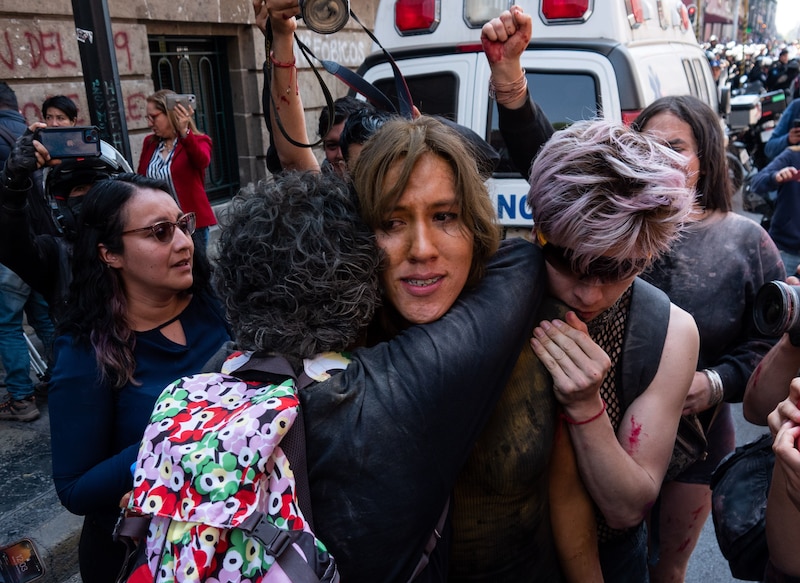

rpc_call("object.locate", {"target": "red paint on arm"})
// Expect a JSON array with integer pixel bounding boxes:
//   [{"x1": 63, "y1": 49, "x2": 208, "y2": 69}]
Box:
[
  {"x1": 626, "y1": 415, "x2": 642, "y2": 454},
  {"x1": 751, "y1": 362, "x2": 762, "y2": 389}
]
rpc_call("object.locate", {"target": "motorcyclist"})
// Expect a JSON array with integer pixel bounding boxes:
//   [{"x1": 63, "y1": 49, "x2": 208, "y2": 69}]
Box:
[
  {"x1": 0, "y1": 129, "x2": 131, "y2": 323},
  {"x1": 766, "y1": 48, "x2": 792, "y2": 93}
]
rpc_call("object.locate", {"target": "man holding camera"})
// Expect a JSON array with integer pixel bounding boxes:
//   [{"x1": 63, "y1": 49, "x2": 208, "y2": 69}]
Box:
[
  {"x1": 751, "y1": 144, "x2": 800, "y2": 274},
  {"x1": 0, "y1": 86, "x2": 56, "y2": 422},
  {"x1": 0, "y1": 108, "x2": 130, "y2": 327},
  {"x1": 743, "y1": 274, "x2": 800, "y2": 582}
]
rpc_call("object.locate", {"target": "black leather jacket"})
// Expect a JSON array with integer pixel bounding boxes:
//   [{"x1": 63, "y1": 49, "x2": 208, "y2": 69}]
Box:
[{"x1": 301, "y1": 239, "x2": 546, "y2": 583}]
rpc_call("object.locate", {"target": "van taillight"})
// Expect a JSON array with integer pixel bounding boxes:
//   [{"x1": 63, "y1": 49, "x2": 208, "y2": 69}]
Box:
[
  {"x1": 540, "y1": 0, "x2": 591, "y2": 21},
  {"x1": 395, "y1": 0, "x2": 441, "y2": 35},
  {"x1": 625, "y1": 0, "x2": 644, "y2": 25}
]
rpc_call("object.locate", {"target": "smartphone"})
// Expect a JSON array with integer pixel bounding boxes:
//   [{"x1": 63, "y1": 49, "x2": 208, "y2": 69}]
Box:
[
  {"x1": 793, "y1": 118, "x2": 800, "y2": 129},
  {"x1": 36, "y1": 127, "x2": 101, "y2": 159},
  {"x1": 0, "y1": 539, "x2": 45, "y2": 583},
  {"x1": 165, "y1": 93, "x2": 196, "y2": 110}
]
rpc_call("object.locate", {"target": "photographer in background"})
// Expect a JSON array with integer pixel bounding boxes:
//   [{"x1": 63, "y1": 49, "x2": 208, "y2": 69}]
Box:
[
  {"x1": 743, "y1": 275, "x2": 800, "y2": 425},
  {"x1": 0, "y1": 84, "x2": 55, "y2": 422},
  {"x1": 742, "y1": 285, "x2": 800, "y2": 580},
  {"x1": 42, "y1": 95, "x2": 77, "y2": 128},
  {"x1": 137, "y1": 90, "x2": 215, "y2": 249},
  {"x1": 765, "y1": 376, "x2": 800, "y2": 581},
  {"x1": 0, "y1": 123, "x2": 131, "y2": 326},
  {"x1": 750, "y1": 144, "x2": 800, "y2": 274}
]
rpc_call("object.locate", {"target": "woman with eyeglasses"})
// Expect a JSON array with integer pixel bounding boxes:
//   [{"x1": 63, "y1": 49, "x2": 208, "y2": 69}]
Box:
[
  {"x1": 528, "y1": 119, "x2": 700, "y2": 583},
  {"x1": 138, "y1": 89, "x2": 215, "y2": 248},
  {"x1": 47, "y1": 173, "x2": 231, "y2": 583}
]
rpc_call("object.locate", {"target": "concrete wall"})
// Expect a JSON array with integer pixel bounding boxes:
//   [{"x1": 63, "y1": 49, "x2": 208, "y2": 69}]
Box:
[{"x1": 0, "y1": 0, "x2": 375, "y2": 191}]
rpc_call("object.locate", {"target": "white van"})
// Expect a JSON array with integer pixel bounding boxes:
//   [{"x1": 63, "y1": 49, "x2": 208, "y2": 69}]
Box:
[{"x1": 358, "y1": 0, "x2": 717, "y2": 233}]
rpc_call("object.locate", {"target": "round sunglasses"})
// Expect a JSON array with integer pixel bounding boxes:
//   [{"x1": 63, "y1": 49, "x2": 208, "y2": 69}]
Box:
[
  {"x1": 536, "y1": 230, "x2": 647, "y2": 284},
  {"x1": 121, "y1": 212, "x2": 196, "y2": 243}
]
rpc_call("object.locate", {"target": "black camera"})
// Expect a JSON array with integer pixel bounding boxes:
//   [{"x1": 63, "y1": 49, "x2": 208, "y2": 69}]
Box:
[
  {"x1": 753, "y1": 280, "x2": 800, "y2": 338},
  {"x1": 299, "y1": 0, "x2": 349, "y2": 34}
]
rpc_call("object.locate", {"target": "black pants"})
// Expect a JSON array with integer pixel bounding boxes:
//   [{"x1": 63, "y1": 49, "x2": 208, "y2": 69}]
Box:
[{"x1": 79, "y1": 512, "x2": 128, "y2": 583}]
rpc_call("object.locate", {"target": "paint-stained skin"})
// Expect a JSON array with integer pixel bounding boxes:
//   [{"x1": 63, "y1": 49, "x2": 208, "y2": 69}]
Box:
[{"x1": 626, "y1": 415, "x2": 643, "y2": 455}]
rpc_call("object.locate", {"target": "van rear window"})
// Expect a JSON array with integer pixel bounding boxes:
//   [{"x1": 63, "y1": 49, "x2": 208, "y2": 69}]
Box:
[
  {"x1": 489, "y1": 71, "x2": 600, "y2": 174},
  {"x1": 374, "y1": 72, "x2": 459, "y2": 121}
]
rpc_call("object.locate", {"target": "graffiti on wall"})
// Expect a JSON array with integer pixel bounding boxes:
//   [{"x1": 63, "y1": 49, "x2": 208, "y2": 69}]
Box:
[
  {"x1": 295, "y1": 31, "x2": 368, "y2": 68},
  {"x1": 0, "y1": 28, "x2": 134, "y2": 76}
]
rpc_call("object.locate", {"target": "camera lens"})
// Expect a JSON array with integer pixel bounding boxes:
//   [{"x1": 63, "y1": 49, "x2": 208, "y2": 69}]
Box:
[
  {"x1": 85, "y1": 128, "x2": 99, "y2": 142},
  {"x1": 754, "y1": 280, "x2": 800, "y2": 337},
  {"x1": 300, "y1": 0, "x2": 349, "y2": 34}
]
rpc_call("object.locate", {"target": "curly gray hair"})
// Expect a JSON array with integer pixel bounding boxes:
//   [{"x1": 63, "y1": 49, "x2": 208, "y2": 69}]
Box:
[{"x1": 214, "y1": 172, "x2": 381, "y2": 357}]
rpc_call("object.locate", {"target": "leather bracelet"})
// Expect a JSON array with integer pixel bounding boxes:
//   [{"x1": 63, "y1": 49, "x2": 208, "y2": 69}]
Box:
[
  {"x1": 703, "y1": 368, "x2": 724, "y2": 406},
  {"x1": 561, "y1": 399, "x2": 607, "y2": 426}
]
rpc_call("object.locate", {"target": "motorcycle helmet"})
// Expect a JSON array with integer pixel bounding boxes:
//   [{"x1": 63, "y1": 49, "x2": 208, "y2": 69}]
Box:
[{"x1": 44, "y1": 140, "x2": 132, "y2": 238}]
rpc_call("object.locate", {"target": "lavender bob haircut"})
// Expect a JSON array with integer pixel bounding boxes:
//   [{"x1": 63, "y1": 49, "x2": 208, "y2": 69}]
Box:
[{"x1": 527, "y1": 119, "x2": 694, "y2": 274}]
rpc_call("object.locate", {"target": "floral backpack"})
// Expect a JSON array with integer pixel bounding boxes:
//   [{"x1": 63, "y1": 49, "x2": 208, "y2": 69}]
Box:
[{"x1": 115, "y1": 351, "x2": 347, "y2": 583}]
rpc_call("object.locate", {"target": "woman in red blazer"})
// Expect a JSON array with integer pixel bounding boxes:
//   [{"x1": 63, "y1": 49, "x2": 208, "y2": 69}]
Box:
[{"x1": 138, "y1": 90, "x2": 216, "y2": 248}]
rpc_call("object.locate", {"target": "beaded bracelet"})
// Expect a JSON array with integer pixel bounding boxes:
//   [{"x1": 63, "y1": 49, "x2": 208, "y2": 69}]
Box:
[
  {"x1": 561, "y1": 399, "x2": 607, "y2": 426},
  {"x1": 703, "y1": 368, "x2": 724, "y2": 406},
  {"x1": 489, "y1": 70, "x2": 528, "y2": 106}
]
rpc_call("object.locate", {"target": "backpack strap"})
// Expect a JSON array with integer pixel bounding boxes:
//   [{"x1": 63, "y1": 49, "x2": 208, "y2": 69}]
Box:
[
  {"x1": 0, "y1": 124, "x2": 18, "y2": 150},
  {"x1": 618, "y1": 278, "x2": 671, "y2": 410},
  {"x1": 406, "y1": 497, "x2": 450, "y2": 582},
  {"x1": 240, "y1": 512, "x2": 328, "y2": 583},
  {"x1": 230, "y1": 353, "x2": 317, "y2": 526}
]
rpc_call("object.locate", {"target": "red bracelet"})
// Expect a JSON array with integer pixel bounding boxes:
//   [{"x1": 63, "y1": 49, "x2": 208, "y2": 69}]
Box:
[
  {"x1": 269, "y1": 51, "x2": 296, "y2": 68},
  {"x1": 561, "y1": 400, "x2": 607, "y2": 426}
]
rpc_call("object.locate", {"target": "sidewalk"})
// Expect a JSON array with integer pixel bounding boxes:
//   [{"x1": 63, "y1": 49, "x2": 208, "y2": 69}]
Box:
[{"x1": 0, "y1": 330, "x2": 82, "y2": 583}]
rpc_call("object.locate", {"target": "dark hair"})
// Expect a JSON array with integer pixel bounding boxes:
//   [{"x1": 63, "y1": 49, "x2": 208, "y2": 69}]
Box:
[
  {"x1": 632, "y1": 95, "x2": 732, "y2": 212},
  {"x1": 0, "y1": 82, "x2": 18, "y2": 110},
  {"x1": 60, "y1": 173, "x2": 211, "y2": 389},
  {"x1": 340, "y1": 107, "x2": 394, "y2": 164},
  {"x1": 317, "y1": 95, "x2": 367, "y2": 139},
  {"x1": 214, "y1": 172, "x2": 380, "y2": 357},
  {"x1": 42, "y1": 95, "x2": 78, "y2": 122}
]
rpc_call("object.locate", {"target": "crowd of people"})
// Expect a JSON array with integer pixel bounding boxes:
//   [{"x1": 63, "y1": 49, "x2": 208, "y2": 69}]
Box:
[{"x1": 1, "y1": 1, "x2": 800, "y2": 582}]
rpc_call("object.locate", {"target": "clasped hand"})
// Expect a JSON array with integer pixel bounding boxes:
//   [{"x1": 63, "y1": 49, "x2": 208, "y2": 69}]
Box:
[
  {"x1": 531, "y1": 311, "x2": 611, "y2": 419},
  {"x1": 768, "y1": 378, "x2": 800, "y2": 511}
]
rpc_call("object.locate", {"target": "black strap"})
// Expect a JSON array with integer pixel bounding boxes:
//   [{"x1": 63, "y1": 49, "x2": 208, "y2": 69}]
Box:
[
  {"x1": 0, "y1": 125, "x2": 17, "y2": 150},
  {"x1": 240, "y1": 512, "x2": 327, "y2": 583},
  {"x1": 263, "y1": 22, "x2": 333, "y2": 149},
  {"x1": 347, "y1": 10, "x2": 413, "y2": 118},
  {"x1": 312, "y1": 10, "x2": 413, "y2": 117},
  {"x1": 406, "y1": 498, "x2": 449, "y2": 582}
]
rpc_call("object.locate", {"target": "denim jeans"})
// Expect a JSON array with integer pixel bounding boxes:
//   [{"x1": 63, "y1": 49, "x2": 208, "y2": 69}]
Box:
[
  {"x1": 0, "y1": 264, "x2": 54, "y2": 400},
  {"x1": 600, "y1": 523, "x2": 649, "y2": 583},
  {"x1": 778, "y1": 249, "x2": 800, "y2": 277}
]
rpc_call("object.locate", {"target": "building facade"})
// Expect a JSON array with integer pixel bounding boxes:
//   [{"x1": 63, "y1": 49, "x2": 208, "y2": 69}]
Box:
[{"x1": 0, "y1": 0, "x2": 375, "y2": 201}]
